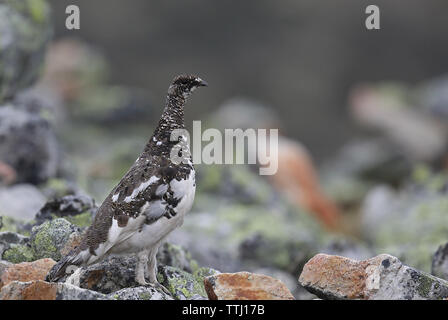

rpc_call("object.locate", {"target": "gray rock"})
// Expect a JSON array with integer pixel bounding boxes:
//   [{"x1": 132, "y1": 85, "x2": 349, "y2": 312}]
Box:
[
  {"x1": 0, "y1": 230, "x2": 33, "y2": 264},
  {"x1": 0, "y1": 184, "x2": 46, "y2": 220},
  {"x1": 30, "y1": 218, "x2": 82, "y2": 261},
  {"x1": 66, "y1": 255, "x2": 139, "y2": 294},
  {"x1": 55, "y1": 282, "x2": 108, "y2": 300},
  {"x1": 34, "y1": 194, "x2": 97, "y2": 227},
  {"x1": 0, "y1": 0, "x2": 52, "y2": 101},
  {"x1": 0, "y1": 105, "x2": 59, "y2": 184},
  {"x1": 108, "y1": 286, "x2": 173, "y2": 300},
  {"x1": 432, "y1": 243, "x2": 448, "y2": 280}
]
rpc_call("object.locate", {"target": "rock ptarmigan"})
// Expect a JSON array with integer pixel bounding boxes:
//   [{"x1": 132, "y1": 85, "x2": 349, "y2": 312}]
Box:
[{"x1": 47, "y1": 75, "x2": 207, "y2": 289}]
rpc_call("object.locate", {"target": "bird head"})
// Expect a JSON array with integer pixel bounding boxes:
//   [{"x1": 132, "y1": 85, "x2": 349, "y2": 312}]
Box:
[{"x1": 168, "y1": 74, "x2": 208, "y2": 98}]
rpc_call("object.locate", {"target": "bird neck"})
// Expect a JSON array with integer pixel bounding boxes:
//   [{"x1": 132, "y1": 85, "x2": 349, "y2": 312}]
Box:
[{"x1": 148, "y1": 93, "x2": 186, "y2": 151}]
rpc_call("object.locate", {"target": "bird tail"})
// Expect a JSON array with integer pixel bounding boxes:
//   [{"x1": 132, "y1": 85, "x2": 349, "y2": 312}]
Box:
[{"x1": 46, "y1": 247, "x2": 86, "y2": 282}]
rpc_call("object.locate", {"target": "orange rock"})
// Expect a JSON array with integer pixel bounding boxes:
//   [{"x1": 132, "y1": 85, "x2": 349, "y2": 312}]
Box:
[
  {"x1": 204, "y1": 271, "x2": 294, "y2": 300},
  {"x1": 0, "y1": 280, "x2": 58, "y2": 300},
  {"x1": 299, "y1": 254, "x2": 368, "y2": 299},
  {"x1": 269, "y1": 138, "x2": 342, "y2": 230},
  {"x1": 0, "y1": 258, "x2": 56, "y2": 289},
  {"x1": 299, "y1": 253, "x2": 448, "y2": 300}
]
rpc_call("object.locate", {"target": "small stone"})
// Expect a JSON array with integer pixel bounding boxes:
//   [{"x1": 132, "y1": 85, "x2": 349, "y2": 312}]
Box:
[
  {"x1": 204, "y1": 271, "x2": 294, "y2": 300},
  {"x1": 299, "y1": 253, "x2": 448, "y2": 300},
  {"x1": 0, "y1": 258, "x2": 56, "y2": 289}
]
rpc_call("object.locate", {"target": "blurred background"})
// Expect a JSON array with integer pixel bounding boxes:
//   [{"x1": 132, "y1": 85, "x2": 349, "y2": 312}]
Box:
[{"x1": 1, "y1": 0, "x2": 448, "y2": 299}]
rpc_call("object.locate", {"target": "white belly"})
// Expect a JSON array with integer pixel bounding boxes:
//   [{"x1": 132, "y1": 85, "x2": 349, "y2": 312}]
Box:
[{"x1": 109, "y1": 170, "x2": 196, "y2": 254}]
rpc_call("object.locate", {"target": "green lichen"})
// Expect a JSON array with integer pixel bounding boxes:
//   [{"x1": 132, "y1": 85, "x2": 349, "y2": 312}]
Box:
[
  {"x1": 193, "y1": 267, "x2": 219, "y2": 288},
  {"x1": 65, "y1": 212, "x2": 93, "y2": 228},
  {"x1": 138, "y1": 292, "x2": 152, "y2": 300},
  {"x1": 2, "y1": 244, "x2": 34, "y2": 263},
  {"x1": 160, "y1": 266, "x2": 207, "y2": 299},
  {"x1": 0, "y1": 216, "x2": 19, "y2": 233},
  {"x1": 416, "y1": 274, "x2": 434, "y2": 297},
  {"x1": 31, "y1": 218, "x2": 77, "y2": 261}
]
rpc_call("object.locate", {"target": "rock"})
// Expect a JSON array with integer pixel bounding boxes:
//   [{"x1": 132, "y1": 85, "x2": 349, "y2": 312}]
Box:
[
  {"x1": 30, "y1": 218, "x2": 82, "y2": 261},
  {"x1": 34, "y1": 194, "x2": 97, "y2": 227},
  {"x1": 0, "y1": 184, "x2": 46, "y2": 220},
  {"x1": 0, "y1": 231, "x2": 32, "y2": 263},
  {"x1": 108, "y1": 286, "x2": 173, "y2": 300},
  {"x1": 0, "y1": 280, "x2": 107, "y2": 300},
  {"x1": 66, "y1": 255, "x2": 139, "y2": 294},
  {"x1": 0, "y1": 105, "x2": 60, "y2": 185},
  {"x1": 158, "y1": 266, "x2": 209, "y2": 300},
  {"x1": 299, "y1": 253, "x2": 448, "y2": 300},
  {"x1": 204, "y1": 271, "x2": 294, "y2": 300},
  {"x1": 2, "y1": 244, "x2": 34, "y2": 264},
  {"x1": 0, "y1": 0, "x2": 52, "y2": 101},
  {"x1": 156, "y1": 242, "x2": 198, "y2": 273},
  {"x1": 431, "y1": 243, "x2": 448, "y2": 280},
  {"x1": 0, "y1": 258, "x2": 55, "y2": 289}
]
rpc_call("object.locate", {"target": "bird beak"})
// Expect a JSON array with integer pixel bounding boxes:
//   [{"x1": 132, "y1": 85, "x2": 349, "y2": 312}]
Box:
[{"x1": 196, "y1": 78, "x2": 208, "y2": 87}]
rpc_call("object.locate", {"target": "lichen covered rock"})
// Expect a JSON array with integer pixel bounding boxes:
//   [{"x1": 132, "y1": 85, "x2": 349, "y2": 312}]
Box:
[
  {"x1": 158, "y1": 265, "x2": 209, "y2": 300},
  {"x1": 30, "y1": 218, "x2": 82, "y2": 261},
  {"x1": 0, "y1": 231, "x2": 32, "y2": 263},
  {"x1": 299, "y1": 253, "x2": 448, "y2": 300}
]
